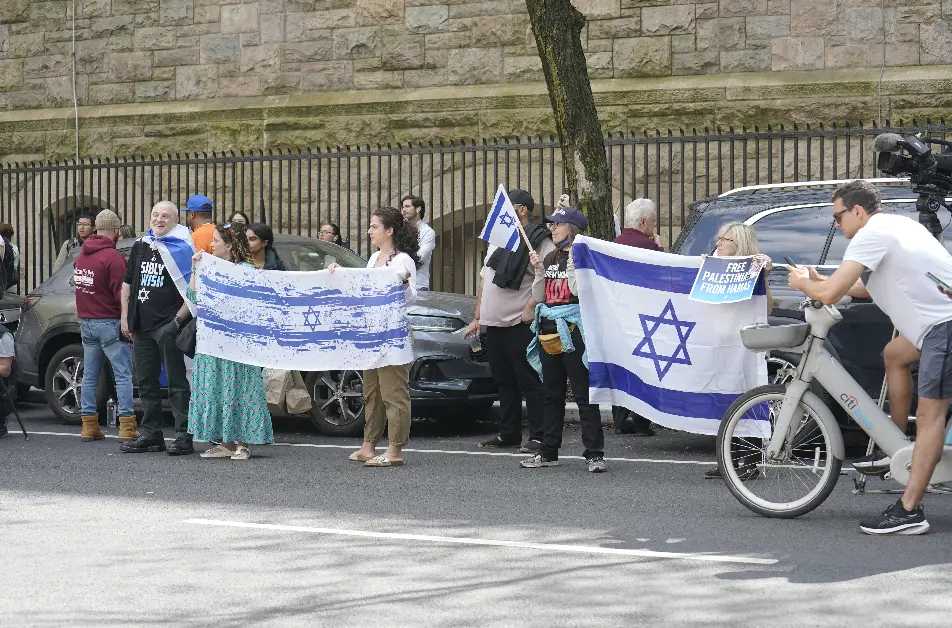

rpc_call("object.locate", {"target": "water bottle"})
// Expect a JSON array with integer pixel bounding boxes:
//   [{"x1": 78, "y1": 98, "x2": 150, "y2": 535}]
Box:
[{"x1": 107, "y1": 398, "x2": 117, "y2": 428}]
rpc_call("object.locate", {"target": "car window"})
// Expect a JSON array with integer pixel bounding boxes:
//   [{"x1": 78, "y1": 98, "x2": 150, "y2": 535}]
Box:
[
  {"x1": 677, "y1": 213, "x2": 738, "y2": 256},
  {"x1": 822, "y1": 201, "x2": 920, "y2": 264},
  {"x1": 273, "y1": 240, "x2": 365, "y2": 271},
  {"x1": 750, "y1": 206, "x2": 833, "y2": 266}
]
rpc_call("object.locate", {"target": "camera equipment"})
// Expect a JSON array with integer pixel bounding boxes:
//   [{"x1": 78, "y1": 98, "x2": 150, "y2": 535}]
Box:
[{"x1": 874, "y1": 132, "x2": 952, "y2": 238}]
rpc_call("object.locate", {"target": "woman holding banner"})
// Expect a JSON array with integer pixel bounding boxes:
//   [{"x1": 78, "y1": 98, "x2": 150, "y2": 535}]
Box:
[
  {"x1": 704, "y1": 222, "x2": 772, "y2": 479},
  {"x1": 188, "y1": 224, "x2": 274, "y2": 460},
  {"x1": 331, "y1": 207, "x2": 420, "y2": 467}
]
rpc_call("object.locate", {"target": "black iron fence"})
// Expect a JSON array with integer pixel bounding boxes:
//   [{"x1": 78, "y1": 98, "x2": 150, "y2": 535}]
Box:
[{"x1": 0, "y1": 122, "x2": 946, "y2": 295}]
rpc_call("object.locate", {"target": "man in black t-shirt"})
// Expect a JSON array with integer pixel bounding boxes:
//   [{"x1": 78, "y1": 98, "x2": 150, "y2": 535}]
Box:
[{"x1": 119, "y1": 201, "x2": 194, "y2": 456}]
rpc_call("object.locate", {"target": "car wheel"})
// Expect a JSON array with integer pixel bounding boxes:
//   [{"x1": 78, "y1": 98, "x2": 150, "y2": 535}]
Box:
[
  {"x1": 45, "y1": 345, "x2": 84, "y2": 425},
  {"x1": 304, "y1": 370, "x2": 365, "y2": 437}
]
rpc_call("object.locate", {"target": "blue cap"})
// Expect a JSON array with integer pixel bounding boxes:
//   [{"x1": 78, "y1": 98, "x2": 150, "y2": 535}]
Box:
[
  {"x1": 186, "y1": 194, "x2": 214, "y2": 212},
  {"x1": 545, "y1": 207, "x2": 588, "y2": 231}
]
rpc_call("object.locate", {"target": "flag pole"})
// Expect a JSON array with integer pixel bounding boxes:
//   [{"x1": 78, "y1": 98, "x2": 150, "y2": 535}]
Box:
[{"x1": 515, "y1": 220, "x2": 536, "y2": 256}]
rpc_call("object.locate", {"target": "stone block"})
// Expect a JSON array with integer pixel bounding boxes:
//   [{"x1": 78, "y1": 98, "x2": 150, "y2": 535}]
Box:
[
  {"x1": 304, "y1": 8, "x2": 357, "y2": 29},
  {"x1": 352, "y1": 56, "x2": 383, "y2": 72},
  {"x1": 672, "y1": 51, "x2": 719, "y2": 75},
  {"x1": 746, "y1": 15, "x2": 789, "y2": 39},
  {"x1": 696, "y1": 18, "x2": 745, "y2": 52},
  {"x1": 74, "y1": 38, "x2": 108, "y2": 73},
  {"x1": 478, "y1": 110, "x2": 555, "y2": 138},
  {"x1": 201, "y1": 34, "x2": 241, "y2": 64},
  {"x1": 0, "y1": 25, "x2": 8, "y2": 57},
  {"x1": 671, "y1": 33, "x2": 695, "y2": 53},
  {"x1": 241, "y1": 43, "x2": 282, "y2": 73},
  {"x1": 424, "y1": 48, "x2": 448, "y2": 68},
  {"x1": 354, "y1": 70, "x2": 404, "y2": 89},
  {"x1": 790, "y1": 0, "x2": 839, "y2": 37},
  {"x1": 889, "y1": 4, "x2": 941, "y2": 23},
  {"x1": 160, "y1": 0, "x2": 194, "y2": 26},
  {"x1": 261, "y1": 14, "x2": 285, "y2": 43},
  {"x1": 0, "y1": 59, "x2": 23, "y2": 90},
  {"x1": 91, "y1": 16, "x2": 135, "y2": 39},
  {"x1": 425, "y1": 31, "x2": 472, "y2": 50},
  {"x1": 108, "y1": 51, "x2": 154, "y2": 81},
  {"x1": 641, "y1": 5, "x2": 695, "y2": 36},
  {"x1": 134, "y1": 27, "x2": 177, "y2": 50},
  {"x1": 469, "y1": 16, "x2": 528, "y2": 47},
  {"x1": 843, "y1": 8, "x2": 884, "y2": 43},
  {"x1": 381, "y1": 35, "x2": 425, "y2": 70},
  {"x1": 136, "y1": 80, "x2": 175, "y2": 102},
  {"x1": 719, "y1": 0, "x2": 767, "y2": 17},
  {"x1": 112, "y1": 0, "x2": 159, "y2": 15},
  {"x1": 771, "y1": 37, "x2": 824, "y2": 71},
  {"x1": 221, "y1": 2, "x2": 260, "y2": 35},
  {"x1": 720, "y1": 49, "x2": 771, "y2": 72},
  {"x1": 8, "y1": 89, "x2": 48, "y2": 110},
  {"x1": 767, "y1": 0, "x2": 789, "y2": 14},
  {"x1": 825, "y1": 44, "x2": 883, "y2": 69},
  {"x1": 9, "y1": 33, "x2": 45, "y2": 57},
  {"x1": 0, "y1": 0, "x2": 31, "y2": 24},
  {"x1": 921, "y1": 22, "x2": 952, "y2": 65},
  {"x1": 587, "y1": 38, "x2": 613, "y2": 53},
  {"x1": 447, "y1": 47, "x2": 504, "y2": 84},
  {"x1": 153, "y1": 47, "x2": 200, "y2": 67},
  {"x1": 218, "y1": 75, "x2": 264, "y2": 98},
  {"x1": 47, "y1": 74, "x2": 87, "y2": 106},
  {"x1": 589, "y1": 17, "x2": 642, "y2": 40},
  {"x1": 176, "y1": 64, "x2": 218, "y2": 99},
  {"x1": 614, "y1": 36, "x2": 671, "y2": 77},
  {"x1": 152, "y1": 66, "x2": 175, "y2": 80},
  {"x1": 262, "y1": 72, "x2": 302, "y2": 95},
  {"x1": 282, "y1": 41, "x2": 333, "y2": 64},
  {"x1": 301, "y1": 62, "x2": 354, "y2": 90},
  {"x1": 885, "y1": 43, "x2": 919, "y2": 67},
  {"x1": 449, "y1": 1, "x2": 510, "y2": 19},
  {"x1": 886, "y1": 22, "x2": 919, "y2": 44},
  {"x1": 586, "y1": 51, "x2": 614, "y2": 78},
  {"x1": 29, "y1": 1, "x2": 68, "y2": 30},
  {"x1": 333, "y1": 27, "x2": 380, "y2": 59},
  {"x1": 133, "y1": 13, "x2": 160, "y2": 29},
  {"x1": 356, "y1": 0, "x2": 404, "y2": 25},
  {"x1": 573, "y1": 0, "x2": 620, "y2": 19},
  {"x1": 86, "y1": 83, "x2": 135, "y2": 105},
  {"x1": 406, "y1": 5, "x2": 449, "y2": 33},
  {"x1": 504, "y1": 55, "x2": 542, "y2": 82},
  {"x1": 240, "y1": 33, "x2": 261, "y2": 47},
  {"x1": 194, "y1": 5, "x2": 221, "y2": 24},
  {"x1": 696, "y1": 3, "x2": 719, "y2": 20}
]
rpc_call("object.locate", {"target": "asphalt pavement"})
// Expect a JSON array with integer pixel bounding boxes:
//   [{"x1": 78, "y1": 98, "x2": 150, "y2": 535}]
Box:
[{"x1": 2, "y1": 393, "x2": 952, "y2": 628}]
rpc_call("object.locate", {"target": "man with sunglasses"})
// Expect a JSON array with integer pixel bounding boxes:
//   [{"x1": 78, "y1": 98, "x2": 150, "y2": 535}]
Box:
[
  {"x1": 787, "y1": 179, "x2": 952, "y2": 535},
  {"x1": 186, "y1": 194, "x2": 216, "y2": 253}
]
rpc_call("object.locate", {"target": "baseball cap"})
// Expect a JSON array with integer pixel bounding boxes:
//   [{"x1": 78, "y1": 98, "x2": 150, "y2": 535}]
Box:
[
  {"x1": 94, "y1": 209, "x2": 121, "y2": 231},
  {"x1": 508, "y1": 188, "x2": 534, "y2": 213},
  {"x1": 186, "y1": 194, "x2": 214, "y2": 212},
  {"x1": 545, "y1": 207, "x2": 588, "y2": 231}
]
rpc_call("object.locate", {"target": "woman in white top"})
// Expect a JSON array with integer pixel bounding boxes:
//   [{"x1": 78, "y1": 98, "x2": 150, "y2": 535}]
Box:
[{"x1": 331, "y1": 207, "x2": 420, "y2": 467}]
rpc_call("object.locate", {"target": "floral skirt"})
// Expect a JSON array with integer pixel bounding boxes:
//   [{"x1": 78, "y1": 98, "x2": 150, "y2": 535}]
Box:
[{"x1": 188, "y1": 353, "x2": 274, "y2": 445}]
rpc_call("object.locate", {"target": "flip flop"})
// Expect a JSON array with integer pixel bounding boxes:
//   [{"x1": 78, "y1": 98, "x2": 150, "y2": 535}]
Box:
[
  {"x1": 348, "y1": 451, "x2": 374, "y2": 462},
  {"x1": 364, "y1": 455, "x2": 404, "y2": 467}
]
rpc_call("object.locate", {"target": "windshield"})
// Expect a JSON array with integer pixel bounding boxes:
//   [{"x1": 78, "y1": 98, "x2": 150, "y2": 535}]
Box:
[{"x1": 273, "y1": 239, "x2": 365, "y2": 271}]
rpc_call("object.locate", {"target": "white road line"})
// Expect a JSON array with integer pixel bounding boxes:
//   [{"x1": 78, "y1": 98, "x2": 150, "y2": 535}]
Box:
[
  {"x1": 17, "y1": 430, "x2": 714, "y2": 466},
  {"x1": 184, "y1": 518, "x2": 778, "y2": 565}
]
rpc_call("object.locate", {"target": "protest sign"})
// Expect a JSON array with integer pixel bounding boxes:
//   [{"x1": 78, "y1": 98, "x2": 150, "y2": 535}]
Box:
[{"x1": 689, "y1": 255, "x2": 766, "y2": 304}]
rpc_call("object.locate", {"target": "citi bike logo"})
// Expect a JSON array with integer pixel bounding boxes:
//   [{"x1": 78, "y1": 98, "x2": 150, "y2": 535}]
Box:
[{"x1": 840, "y1": 393, "x2": 873, "y2": 429}]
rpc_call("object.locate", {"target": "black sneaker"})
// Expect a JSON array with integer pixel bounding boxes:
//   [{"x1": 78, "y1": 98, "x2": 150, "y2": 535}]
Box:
[
  {"x1": 0, "y1": 422, "x2": 7, "y2": 438},
  {"x1": 519, "y1": 454, "x2": 559, "y2": 468},
  {"x1": 852, "y1": 449, "x2": 891, "y2": 475},
  {"x1": 119, "y1": 434, "x2": 167, "y2": 453},
  {"x1": 167, "y1": 435, "x2": 195, "y2": 456},
  {"x1": 478, "y1": 435, "x2": 520, "y2": 449},
  {"x1": 859, "y1": 499, "x2": 930, "y2": 535},
  {"x1": 704, "y1": 467, "x2": 722, "y2": 479},
  {"x1": 587, "y1": 456, "x2": 607, "y2": 473},
  {"x1": 519, "y1": 438, "x2": 542, "y2": 453}
]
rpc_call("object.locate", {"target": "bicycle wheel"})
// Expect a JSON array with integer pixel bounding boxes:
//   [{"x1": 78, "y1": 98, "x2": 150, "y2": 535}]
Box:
[{"x1": 717, "y1": 384, "x2": 843, "y2": 518}]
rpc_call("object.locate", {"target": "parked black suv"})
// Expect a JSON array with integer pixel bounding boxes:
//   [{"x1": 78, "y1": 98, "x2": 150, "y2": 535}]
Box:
[{"x1": 671, "y1": 178, "x2": 941, "y2": 443}]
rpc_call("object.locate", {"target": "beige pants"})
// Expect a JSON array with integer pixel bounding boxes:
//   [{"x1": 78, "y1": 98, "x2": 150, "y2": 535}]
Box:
[{"x1": 363, "y1": 363, "x2": 411, "y2": 446}]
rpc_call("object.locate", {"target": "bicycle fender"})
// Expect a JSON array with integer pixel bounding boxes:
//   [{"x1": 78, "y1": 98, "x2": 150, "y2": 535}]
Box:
[{"x1": 800, "y1": 389, "x2": 846, "y2": 460}]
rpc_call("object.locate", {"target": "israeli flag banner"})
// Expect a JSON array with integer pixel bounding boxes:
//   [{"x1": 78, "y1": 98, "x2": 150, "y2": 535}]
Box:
[
  {"x1": 573, "y1": 236, "x2": 770, "y2": 437},
  {"x1": 194, "y1": 257, "x2": 413, "y2": 371},
  {"x1": 479, "y1": 184, "x2": 522, "y2": 252}
]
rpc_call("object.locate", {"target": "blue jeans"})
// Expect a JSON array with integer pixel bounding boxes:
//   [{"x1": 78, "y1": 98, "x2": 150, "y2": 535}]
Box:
[{"x1": 80, "y1": 318, "x2": 134, "y2": 417}]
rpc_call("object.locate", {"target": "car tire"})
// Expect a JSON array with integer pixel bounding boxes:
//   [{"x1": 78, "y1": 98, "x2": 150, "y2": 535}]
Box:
[
  {"x1": 304, "y1": 370, "x2": 365, "y2": 437},
  {"x1": 45, "y1": 344, "x2": 85, "y2": 425}
]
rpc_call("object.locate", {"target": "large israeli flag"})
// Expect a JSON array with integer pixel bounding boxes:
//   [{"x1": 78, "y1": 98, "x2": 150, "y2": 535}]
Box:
[
  {"x1": 194, "y1": 257, "x2": 413, "y2": 370},
  {"x1": 573, "y1": 236, "x2": 769, "y2": 437},
  {"x1": 479, "y1": 185, "x2": 521, "y2": 252}
]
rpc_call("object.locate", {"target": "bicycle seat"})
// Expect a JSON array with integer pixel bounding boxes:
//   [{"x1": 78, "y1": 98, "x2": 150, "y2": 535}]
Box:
[{"x1": 740, "y1": 322, "x2": 811, "y2": 351}]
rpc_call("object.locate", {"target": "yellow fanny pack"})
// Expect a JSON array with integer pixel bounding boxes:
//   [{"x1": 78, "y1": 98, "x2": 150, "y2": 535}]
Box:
[{"x1": 538, "y1": 324, "x2": 576, "y2": 355}]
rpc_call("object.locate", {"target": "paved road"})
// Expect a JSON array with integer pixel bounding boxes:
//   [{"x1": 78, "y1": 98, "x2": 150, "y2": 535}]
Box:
[{"x1": 2, "y1": 396, "x2": 951, "y2": 628}]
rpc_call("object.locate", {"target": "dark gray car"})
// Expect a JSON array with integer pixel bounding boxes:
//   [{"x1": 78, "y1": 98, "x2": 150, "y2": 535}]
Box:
[{"x1": 14, "y1": 235, "x2": 497, "y2": 436}]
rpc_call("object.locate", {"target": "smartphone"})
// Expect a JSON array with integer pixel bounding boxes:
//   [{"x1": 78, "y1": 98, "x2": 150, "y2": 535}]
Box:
[
  {"x1": 783, "y1": 256, "x2": 798, "y2": 268},
  {"x1": 927, "y1": 272, "x2": 952, "y2": 292}
]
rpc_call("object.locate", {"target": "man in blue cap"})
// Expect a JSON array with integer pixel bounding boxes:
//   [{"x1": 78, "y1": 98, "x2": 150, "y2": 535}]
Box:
[{"x1": 186, "y1": 194, "x2": 216, "y2": 253}]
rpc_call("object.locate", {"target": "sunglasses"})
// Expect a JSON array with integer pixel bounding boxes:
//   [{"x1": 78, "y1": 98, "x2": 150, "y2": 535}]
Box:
[{"x1": 833, "y1": 208, "x2": 850, "y2": 225}]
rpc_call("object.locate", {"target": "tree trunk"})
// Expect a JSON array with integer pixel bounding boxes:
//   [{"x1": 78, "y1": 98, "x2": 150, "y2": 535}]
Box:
[{"x1": 526, "y1": 0, "x2": 614, "y2": 242}]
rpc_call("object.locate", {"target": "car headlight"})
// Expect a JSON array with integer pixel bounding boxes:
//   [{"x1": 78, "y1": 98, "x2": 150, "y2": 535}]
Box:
[{"x1": 407, "y1": 315, "x2": 464, "y2": 333}]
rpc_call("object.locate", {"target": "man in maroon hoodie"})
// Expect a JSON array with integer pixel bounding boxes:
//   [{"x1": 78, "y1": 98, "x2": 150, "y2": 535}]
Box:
[
  {"x1": 74, "y1": 209, "x2": 138, "y2": 442},
  {"x1": 612, "y1": 198, "x2": 663, "y2": 436}
]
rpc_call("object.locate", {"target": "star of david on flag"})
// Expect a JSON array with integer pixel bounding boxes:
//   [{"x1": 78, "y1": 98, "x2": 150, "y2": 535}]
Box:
[
  {"x1": 479, "y1": 184, "x2": 522, "y2": 252},
  {"x1": 572, "y1": 236, "x2": 770, "y2": 438}
]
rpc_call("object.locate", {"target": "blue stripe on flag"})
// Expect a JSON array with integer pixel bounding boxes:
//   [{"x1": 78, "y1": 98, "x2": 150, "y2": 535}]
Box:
[
  {"x1": 506, "y1": 229, "x2": 519, "y2": 250},
  {"x1": 201, "y1": 274, "x2": 404, "y2": 308},
  {"x1": 482, "y1": 190, "x2": 506, "y2": 237},
  {"x1": 589, "y1": 361, "x2": 764, "y2": 422},
  {"x1": 573, "y1": 242, "x2": 767, "y2": 296}
]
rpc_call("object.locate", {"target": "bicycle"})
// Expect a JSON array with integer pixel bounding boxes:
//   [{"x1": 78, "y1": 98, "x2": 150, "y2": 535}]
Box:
[{"x1": 717, "y1": 297, "x2": 952, "y2": 518}]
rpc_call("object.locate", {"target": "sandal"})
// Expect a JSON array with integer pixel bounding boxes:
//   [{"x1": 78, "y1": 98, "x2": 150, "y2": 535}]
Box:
[
  {"x1": 231, "y1": 446, "x2": 251, "y2": 460},
  {"x1": 348, "y1": 451, "x2": 374, "y2": 462},
  {"x1": 364, "y1": 454, "x2": 404, "y2": 467},
  {"x1": 200, "y1": 445, "x2": 235, "y2": 459}
]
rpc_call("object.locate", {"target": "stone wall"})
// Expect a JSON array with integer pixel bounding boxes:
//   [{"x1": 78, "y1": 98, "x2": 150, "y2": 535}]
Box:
[{"x1": 1, "y1": 1, "x2": 952, "y2": 163}]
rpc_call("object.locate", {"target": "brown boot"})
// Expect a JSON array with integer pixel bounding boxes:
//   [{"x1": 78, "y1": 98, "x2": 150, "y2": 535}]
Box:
[
  {"x1": 118, "y1": 415, "x2": 139, "y2": 442},
  {"x1": 80, "y1": 415, "x2": 105, "y2": 442}
]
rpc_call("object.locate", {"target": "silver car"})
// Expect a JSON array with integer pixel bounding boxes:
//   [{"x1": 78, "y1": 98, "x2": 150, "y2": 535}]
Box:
[{"x1": 13, "y1": 235, "x2": 497, "y2": 436}]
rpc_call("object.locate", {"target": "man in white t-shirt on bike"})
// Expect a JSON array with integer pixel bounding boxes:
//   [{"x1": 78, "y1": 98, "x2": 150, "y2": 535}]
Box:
[{"x1": 787, "y1": 179, "x2": 952, "y2": 535}]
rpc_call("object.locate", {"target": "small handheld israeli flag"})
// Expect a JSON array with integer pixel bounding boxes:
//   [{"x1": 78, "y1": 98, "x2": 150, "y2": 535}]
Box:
[{"x1": 480, "y1": 184, "x2": 522, "y2": 252}]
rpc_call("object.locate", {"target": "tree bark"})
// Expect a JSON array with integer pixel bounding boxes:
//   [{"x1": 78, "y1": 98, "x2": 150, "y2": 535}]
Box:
[{"x1": 526, "y1": 0, "x2": 614, "y2": 242}]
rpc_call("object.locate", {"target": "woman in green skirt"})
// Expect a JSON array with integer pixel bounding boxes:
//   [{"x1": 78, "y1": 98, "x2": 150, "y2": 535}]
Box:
[{"x1": 188, "y1": 223, "x2": 273, "y2": 460}]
